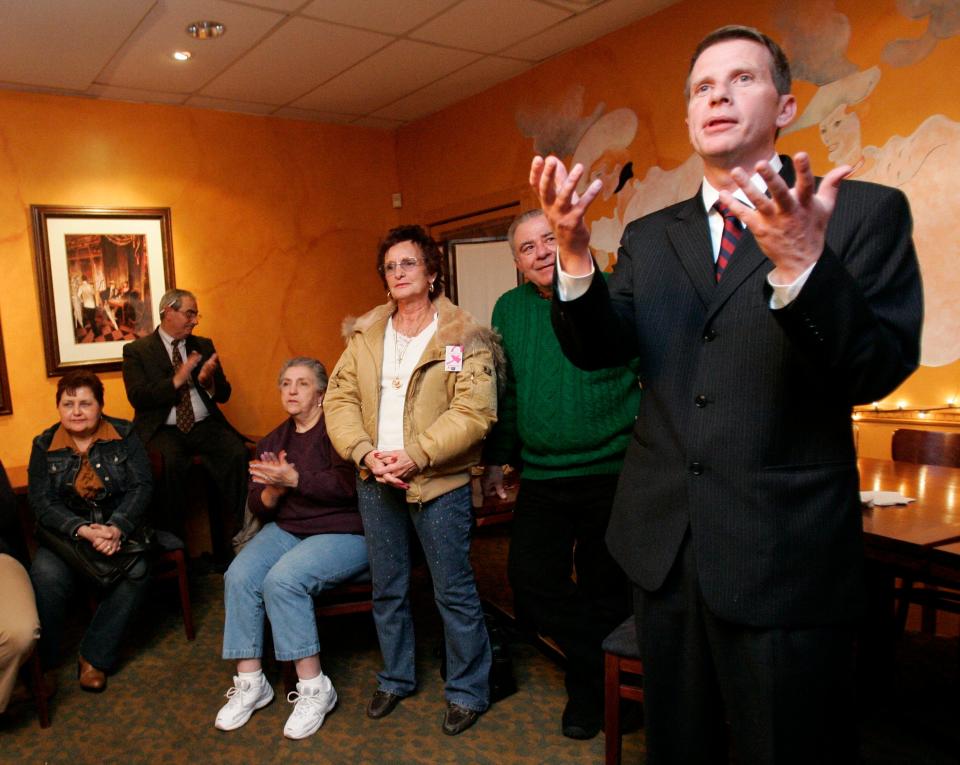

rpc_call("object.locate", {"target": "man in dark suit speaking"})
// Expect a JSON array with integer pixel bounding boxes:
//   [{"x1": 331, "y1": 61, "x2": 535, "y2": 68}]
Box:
[
  {"x1": 122, "y1": 288, "x2": 247, "y2": 562},
  {"x1": 532, "y1": 25, "x2": 922, "y2": 763}
]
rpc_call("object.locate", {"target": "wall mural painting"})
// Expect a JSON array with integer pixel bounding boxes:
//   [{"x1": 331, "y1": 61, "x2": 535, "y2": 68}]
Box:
[
  {"x1": 778, "y1": 0, "x2": 960, "y2": 367},
  {"x1": 514, "y1": 0, "x2": 960, "y2": 368}
]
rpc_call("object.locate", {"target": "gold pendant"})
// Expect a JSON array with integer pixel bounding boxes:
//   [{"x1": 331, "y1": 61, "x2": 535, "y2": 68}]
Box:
[{"x1": 392, "y1": 378, "x2": 402, "y2": 389}]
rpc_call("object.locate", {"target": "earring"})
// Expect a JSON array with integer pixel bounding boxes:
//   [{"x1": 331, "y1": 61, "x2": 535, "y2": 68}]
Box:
[
  {"x1": 386, "y1": 289, "x2": 392, "y2": 300},
  {"x1": 429, "y1": 281, "x2": 435, "y2": 293}
]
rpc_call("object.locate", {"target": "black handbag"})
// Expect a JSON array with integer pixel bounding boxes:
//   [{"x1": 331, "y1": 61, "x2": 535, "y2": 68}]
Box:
[
  {"x1": 439, "y1": 606, "x2": 517, "y2": 704},
  {"x1": 34, "y1": 509, "x2": 155, "y2": 589}
]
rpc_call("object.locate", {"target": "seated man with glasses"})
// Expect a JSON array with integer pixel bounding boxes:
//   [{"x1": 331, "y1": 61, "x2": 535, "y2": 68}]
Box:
[{"x1": 122, "y1": 288, "x2": 248, "y2": 563}]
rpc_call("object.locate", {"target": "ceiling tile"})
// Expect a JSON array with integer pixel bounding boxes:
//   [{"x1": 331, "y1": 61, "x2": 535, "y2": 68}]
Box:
[
  {"x1": 374, "y1": 56, "x2": 531, "y2": 122},
  {"x1": 233, "y1": 0, "x2": 304, "y2": 9},
  {"x1": 96, "y1": 0, "x2": 285, "y2": 93},
  {"x1": 271, "y1": 107, "x2": 358, "y2": 124},
  {"x1": 300, "y1": 0, "x2": 459, "y2": 34},
  {"x1": 350, "y1": 116, "x2": 406, "y2": 130},
  {"x1": 499, "y1": 0, "x2": 677, "y2": 62},
  {"x1": 540, "y1": 0, "x2": 607, "y2": 10},
  {"x1": 87, "y1": 84, "x2": 189, "y2": 106},
  {"x1": 184, "y1": 94, "x2": 277, "y2": 114},
  {"x1": 410, "y1": 0, "x2": 571, "y2": 54},
  {"x1": 292, "y1": 40, "x2": 481, "y2": 115},
  {"x1": 201, "y1": 17, "x2": 392, "y2": 104},
  {"x1": 0, "y1": 0, "x2": 155, "y2": 90}
]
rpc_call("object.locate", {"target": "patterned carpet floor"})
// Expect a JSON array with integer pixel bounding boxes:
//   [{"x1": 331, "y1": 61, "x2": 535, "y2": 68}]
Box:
[
  {"x1": 2, "y1": 525, "x2": 957, "y2": 764},
  {"x1": 1, "y1": 526, "x2": 645, "y2": 764}
]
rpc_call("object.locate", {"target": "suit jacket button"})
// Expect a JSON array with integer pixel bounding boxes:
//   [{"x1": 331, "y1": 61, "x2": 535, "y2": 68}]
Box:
[
  {"x1": 703, "y1": 329, "x2": 716, "y2": 342},
  {"x1": 694, "y1": 394, "x2": 708, "y2": 408},
  {"x1": 689, "y1": 462, "x2": 704, "y2": 475}
]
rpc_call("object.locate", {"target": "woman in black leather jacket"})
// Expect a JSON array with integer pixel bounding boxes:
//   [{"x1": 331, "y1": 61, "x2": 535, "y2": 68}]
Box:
[{"x1": 28, "y1": 369, "x2": 152, "y2": 692}]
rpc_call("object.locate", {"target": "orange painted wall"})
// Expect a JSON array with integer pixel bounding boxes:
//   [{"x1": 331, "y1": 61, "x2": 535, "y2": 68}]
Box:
[
  {"x1": 3, "y1": 1, "x2": 958, "y2": 470},
  {"x1": 395, "y1": 0, "x2": 960, "y2": 455},
  {"x1": 0, "y1": 91, "x2": 398, "y2": 466}
]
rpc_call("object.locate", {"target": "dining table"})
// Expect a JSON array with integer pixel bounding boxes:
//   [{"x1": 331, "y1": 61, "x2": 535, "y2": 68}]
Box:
[
  {"x1": 856, "y1": 457, "x2": 960, "y2": 692},
  {"x1": 858, "y1": 456, "x2": 960, "y2": 580}
]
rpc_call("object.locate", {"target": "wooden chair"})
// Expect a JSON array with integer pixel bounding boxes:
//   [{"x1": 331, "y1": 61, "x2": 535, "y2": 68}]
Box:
[
  {"x1": 891, "y1": 428, "x2": 960, "y2": 468},
  {"x1": 891, "y1": 428, "x2": 960, "y2": 634},
  {"x1": 602, "y1": 616, "x2": 644, "y2": 765},
  {"x1": 27, "y1": 648, "x2": 50, "y2": 728},
  {"x1": 153, "y1": 530, "x2": 195, "y2": 640},
  {"x1": 147, "y1": 453, "x2": 196, "y2": 640}
]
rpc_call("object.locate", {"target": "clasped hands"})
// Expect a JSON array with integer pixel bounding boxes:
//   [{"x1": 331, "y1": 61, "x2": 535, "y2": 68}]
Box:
[
  {"x1": 78, "y1": 522, "x2": 122, "y2": 556},
  {"x1": 529, "y1": 152, "x2": 851, "y2": 282},
  {"x1": 364, "y1": 449, "x2": 419, "y2": 490}
]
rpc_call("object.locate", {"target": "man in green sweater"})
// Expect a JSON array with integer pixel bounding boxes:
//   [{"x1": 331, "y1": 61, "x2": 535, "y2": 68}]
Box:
[{"x1": 483, "y1": 209, "x2": 640, "y2": 739}]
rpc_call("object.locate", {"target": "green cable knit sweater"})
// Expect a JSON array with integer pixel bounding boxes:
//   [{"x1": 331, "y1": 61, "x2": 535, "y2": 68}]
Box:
[{"x1": 485, "y1": 282, "x2": 641, "y2": 480}]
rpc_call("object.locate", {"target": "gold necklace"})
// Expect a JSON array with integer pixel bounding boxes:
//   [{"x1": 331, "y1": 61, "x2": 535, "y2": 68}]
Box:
[{"x1": 392, "y1": 313, "x2": 430, "y2": 389}]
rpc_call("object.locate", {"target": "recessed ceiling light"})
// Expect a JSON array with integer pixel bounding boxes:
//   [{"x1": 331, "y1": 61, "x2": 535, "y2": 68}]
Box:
[
  {"x1": 186, "y1": 20, "x2": 225, "y2": 39},
  {"x1": 172, "y1": 51, "x2": 192, "y2": 61}
]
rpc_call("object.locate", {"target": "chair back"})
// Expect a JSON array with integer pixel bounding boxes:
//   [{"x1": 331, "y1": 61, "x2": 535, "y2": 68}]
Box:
[{"x1": 891, "y1": 429, "x2": 960, "y2": 467}]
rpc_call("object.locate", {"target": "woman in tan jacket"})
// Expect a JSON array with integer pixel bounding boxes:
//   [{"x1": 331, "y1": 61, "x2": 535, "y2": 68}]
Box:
[{"x1": 324, "y1": 225, "x2": 499, "y2": 736}]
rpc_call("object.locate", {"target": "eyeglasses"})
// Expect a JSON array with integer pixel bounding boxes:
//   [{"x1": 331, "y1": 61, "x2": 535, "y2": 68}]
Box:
[
  {"x1": 380, "y1": 257, "x2": 422, "y2": 276},
  {"x1": 175, "y1": 308, "x2": 201, "y2": 320}
]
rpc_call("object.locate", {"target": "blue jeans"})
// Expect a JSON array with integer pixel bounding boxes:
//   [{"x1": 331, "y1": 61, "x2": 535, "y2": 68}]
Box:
[
  {"x1": 358, "y1": 480, "x2": 491, "y2": 712},
  {"x1": 222, "y1": 522, "x2": 368, "y2": 661},
  {"x1": 30, "y1": 545, "x2": 151, "y2": 671}
]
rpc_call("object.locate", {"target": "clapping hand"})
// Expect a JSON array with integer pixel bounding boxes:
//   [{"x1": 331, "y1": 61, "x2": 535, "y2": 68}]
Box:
[
  {"x1": 173, "y1": 351, "x2": 203, "y2": 388},
  {"x1": 249, "y1": 450, "x2": 299, "y2": 489},
  {"x1": 197, "y1": 353, "x2": 219, "y2": 390}
]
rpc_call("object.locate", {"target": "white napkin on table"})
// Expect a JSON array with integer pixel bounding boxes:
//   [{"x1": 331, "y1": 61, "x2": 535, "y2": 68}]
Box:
[{"x1": 859, "y1": 490, "x2": 915, "y2": 507}]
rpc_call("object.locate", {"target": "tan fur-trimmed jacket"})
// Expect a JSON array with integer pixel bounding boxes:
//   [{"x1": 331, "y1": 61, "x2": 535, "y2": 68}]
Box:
[{"x1": 324, "y1": 296, "x2": 501, "y2": 506}]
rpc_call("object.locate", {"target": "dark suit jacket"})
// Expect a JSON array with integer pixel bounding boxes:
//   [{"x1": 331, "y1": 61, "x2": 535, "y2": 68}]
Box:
[
  {"x1": 552, "y1": 157, "x2": 922, "y2": 628},
  {"x1": 122, "y1": 329, "x2": 237, "y2": 444}
]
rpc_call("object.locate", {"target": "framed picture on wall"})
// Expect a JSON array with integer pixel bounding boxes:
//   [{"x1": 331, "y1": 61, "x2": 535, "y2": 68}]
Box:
[
  {"x1": 0, "y1": 311, "x2": 11, "y2": 415},
  {"x1": 31, "y1": 206, "x2": 175, "y2": 376}
]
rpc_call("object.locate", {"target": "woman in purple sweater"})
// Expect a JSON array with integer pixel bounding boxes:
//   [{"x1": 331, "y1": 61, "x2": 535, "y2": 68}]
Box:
[{"x1": 214, "y1": 357, "x2": 367, "y2": 740}]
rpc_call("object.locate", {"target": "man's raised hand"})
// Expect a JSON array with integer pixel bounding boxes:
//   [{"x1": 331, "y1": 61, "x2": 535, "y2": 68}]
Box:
[
  {"x1": 719, "y1": 152, "x2": 851, "y2": 283},
  {"x1": 529, "y1": 156, "x2": 603, "y2": 274}
]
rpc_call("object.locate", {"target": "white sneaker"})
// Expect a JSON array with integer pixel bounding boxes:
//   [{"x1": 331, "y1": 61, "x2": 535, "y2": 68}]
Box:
[
  {"x1": 214, "y1": 675, "x2": 275, "y2": 731},
  {"x1": 283, "y1": 679, "x2": 337, "y2": 739}
]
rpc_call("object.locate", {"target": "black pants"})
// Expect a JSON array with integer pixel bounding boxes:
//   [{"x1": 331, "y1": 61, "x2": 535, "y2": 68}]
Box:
[
  {"x1": 508, "y1": 474, "x2": 629, "y2": 716},
  {"x1": 147, "y1": 419, "x2": 247, "y2": 562},
  {"x1": 638, "y1": 532, "x2": 858, "y2": 764}
]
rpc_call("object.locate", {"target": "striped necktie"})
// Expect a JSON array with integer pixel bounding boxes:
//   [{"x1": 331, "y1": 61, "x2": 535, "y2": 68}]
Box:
[
  {"x1": 171, "y1": 339, "x2": 195, "y2": 433},
  {"x1": 714, "y1": 201, "x2": 743, "y2": 282}
]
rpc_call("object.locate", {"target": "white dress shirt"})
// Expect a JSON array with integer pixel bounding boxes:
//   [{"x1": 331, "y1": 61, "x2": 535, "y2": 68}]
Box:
[{"x1": 157, "y1": 327, "x2": 211, "y2": 426}]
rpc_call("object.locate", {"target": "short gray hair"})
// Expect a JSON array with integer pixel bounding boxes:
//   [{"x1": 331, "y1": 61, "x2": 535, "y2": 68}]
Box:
[
  {"x1": 277, "y1": 357, "x2": 328, "y2": 391},
  {"x1": 159, "y1": 288, "x2": 196, "y2": 316},
  {"x1": 506, "y1": 209, "x2": 546, "y2": 257}
]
